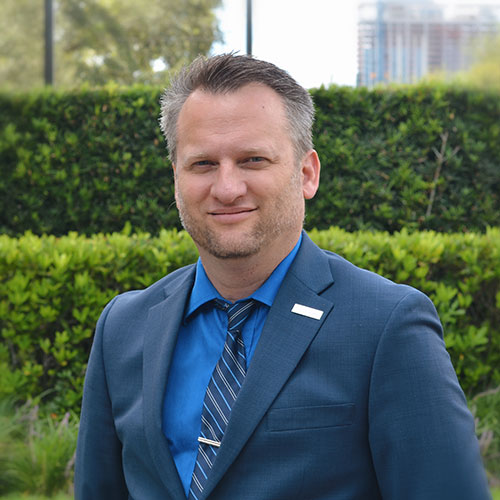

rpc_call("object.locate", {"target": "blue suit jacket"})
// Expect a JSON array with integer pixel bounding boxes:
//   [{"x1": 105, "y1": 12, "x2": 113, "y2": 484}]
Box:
[{"x1": 75, "y1": 232, "x2": 490, "y2": 499}]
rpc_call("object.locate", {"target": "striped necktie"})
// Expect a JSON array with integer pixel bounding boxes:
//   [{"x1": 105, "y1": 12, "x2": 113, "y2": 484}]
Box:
[{"x1": 188, "y1": 298, "x2": 256, "y2": 500}]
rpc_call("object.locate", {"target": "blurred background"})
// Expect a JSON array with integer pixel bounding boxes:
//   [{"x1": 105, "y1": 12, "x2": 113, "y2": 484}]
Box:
[{"x1": 1, "y1": 0, "x2": 499, "y2": 91}]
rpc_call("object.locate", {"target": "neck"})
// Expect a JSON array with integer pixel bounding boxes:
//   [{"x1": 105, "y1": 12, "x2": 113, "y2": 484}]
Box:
[{"x1": 198, "y1": 235, "x2": 300, "y2": 302}]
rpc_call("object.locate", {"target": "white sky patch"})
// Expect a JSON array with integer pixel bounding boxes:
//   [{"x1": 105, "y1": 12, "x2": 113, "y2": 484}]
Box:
[{"x1": 213, "y1": 0, "x2": 500, "y2": 89}]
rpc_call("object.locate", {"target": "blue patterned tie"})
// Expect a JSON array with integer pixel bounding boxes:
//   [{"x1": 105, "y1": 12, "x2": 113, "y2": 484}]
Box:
[{"x1": 188, "y1": 299, "x2": 256, "y2": 500}]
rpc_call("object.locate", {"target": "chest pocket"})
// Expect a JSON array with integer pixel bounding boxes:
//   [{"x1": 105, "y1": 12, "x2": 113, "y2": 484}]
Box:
[{"x1": 266, "y1": 403, "x2": 355, "y2": 431}]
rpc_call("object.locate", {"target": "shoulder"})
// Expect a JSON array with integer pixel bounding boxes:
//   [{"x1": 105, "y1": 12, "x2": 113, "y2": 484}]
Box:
[
  {"x1": 301, "y1": 235, "x2": 427, "y2": 305},
  {"x1": 98, "y1": 263, "x2": 196, "y2": 328},
  {"x1": 320, "y1": 248, "x2": 440, "y2": 340},
  {"x1": 302, "y1": 244, "x2": 439, "y2": 339},
  {"x1": 326, "y1": 249, "x2": 416, "y2": 293},
  {"x1": 289, "y1": 235, "x2": 437, "y2": 338}
]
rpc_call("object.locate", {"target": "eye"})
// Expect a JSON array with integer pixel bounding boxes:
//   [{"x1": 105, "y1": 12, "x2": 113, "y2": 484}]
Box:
[
  {"x1": 241, "y1": 156, "x2": 267, "y2": 167},
  {"x1": 193, "y1": 160, "x2": 214, "y2": 167},
  {"x1": 188, "y1": 159, "x2": 216, "y2": 172}
]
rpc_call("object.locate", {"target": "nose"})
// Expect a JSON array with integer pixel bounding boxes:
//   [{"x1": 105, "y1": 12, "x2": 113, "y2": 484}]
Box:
[{"x1": 210, "y1": 162, "x2": 247, "y2": 204}]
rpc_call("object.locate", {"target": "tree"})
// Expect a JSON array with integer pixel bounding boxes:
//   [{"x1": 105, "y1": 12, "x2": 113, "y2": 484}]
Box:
[
  {"x1": 422, "y1": 33, "x2": 500, "y2": 91},
  {"x1": 0, "y1": 0, "x2": 222, "y2": 90},
  {"x1": 0, "y1": 1, "x2": 45, "y2": 90},
  {"x1": 456, "y1": 34, "x2": 500, "y2": 90}
]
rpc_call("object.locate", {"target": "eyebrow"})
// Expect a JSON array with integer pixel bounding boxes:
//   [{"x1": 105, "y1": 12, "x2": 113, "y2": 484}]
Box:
[
  {"x1": 184, "y1": 153, "x2": 211, "y2": 162},
  {"x1": 182, "y1": 147, "x2": 278, "y2": 164}
]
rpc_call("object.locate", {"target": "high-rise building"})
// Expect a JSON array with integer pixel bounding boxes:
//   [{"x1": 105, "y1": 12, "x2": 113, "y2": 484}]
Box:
[{"x1": 357, "y1": 0, "x2": 500, "y2": 87}]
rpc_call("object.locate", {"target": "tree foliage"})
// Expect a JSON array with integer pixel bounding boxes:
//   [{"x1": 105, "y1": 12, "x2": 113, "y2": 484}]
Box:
[
  {"x1": 423, "y1": 34, "x2": 500, "y2": 91},
  {"x1": 0, "y1": 0, "x2": 222, "y2": 90},
  {"x1": 0, "y1": 1, "x2": 45, "y2": 90},
  {"x1": 456, "y1": 35, "x2": 500, "y2": 90}
]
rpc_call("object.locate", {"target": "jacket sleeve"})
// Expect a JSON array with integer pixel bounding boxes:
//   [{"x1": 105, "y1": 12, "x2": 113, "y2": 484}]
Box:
[
  {"x1": 75, "y1": 296, "x2": 129, "y2": 500},
  {"x1": 368, "y1": 290, "x2": 491, "y2": 500}
]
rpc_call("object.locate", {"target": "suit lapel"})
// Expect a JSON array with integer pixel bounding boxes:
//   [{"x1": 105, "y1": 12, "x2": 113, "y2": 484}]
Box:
[
  {"x1": 143, "y1": 267, "x2": 196, "y2": 500},
  {"x1": 201, "y1": 233, "x2": 335, "y2": 498}
]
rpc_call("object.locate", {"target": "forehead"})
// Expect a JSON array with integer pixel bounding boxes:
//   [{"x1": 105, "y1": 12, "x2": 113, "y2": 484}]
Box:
[
  {"x1": 175, "y1": 83, "x2": 291, "y2": 156},
  {"x1": 178, "y1": 83, "x2": 287, "y2": 128}
]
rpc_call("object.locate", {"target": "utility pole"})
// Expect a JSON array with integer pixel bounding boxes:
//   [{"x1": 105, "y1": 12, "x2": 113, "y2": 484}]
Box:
[
  {"x1": 44, "y1": 0, "x2": 54, "y2": 85},
  {"x1": 246, "y1": 0, "x2": 252, "y2": 55}
]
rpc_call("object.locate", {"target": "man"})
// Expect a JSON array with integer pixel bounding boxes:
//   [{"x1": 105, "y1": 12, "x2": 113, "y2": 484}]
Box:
[{"x1": 75, "y1": 54, "x2": 490, "y2": 499}]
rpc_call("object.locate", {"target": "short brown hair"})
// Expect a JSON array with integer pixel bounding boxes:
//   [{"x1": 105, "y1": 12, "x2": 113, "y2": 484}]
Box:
[{"x1": 159, "y1": 53, "x2": 315, "y2": 163}]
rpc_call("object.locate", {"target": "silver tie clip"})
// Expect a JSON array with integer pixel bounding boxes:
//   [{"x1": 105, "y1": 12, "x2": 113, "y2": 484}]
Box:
[
  {"x1": 291, "y1": 303, "x2": 324, "y2": 320},
  {"x1": 198, "y1": 436, "x2": 221, "y2": 447}
]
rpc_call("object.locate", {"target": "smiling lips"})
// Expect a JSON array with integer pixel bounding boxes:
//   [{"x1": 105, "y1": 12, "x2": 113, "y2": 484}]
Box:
[{"x1": 208, "y1": 207, "x2": 257, "y2": 223}]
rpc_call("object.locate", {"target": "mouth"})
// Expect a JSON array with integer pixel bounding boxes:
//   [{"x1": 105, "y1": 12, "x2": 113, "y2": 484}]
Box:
[
  {"x1": 209, "y1": 207, "x2": 256, "y2": 215},
  {"x1": 208, "y1": 207, "x2": 257, "y2": 223}
]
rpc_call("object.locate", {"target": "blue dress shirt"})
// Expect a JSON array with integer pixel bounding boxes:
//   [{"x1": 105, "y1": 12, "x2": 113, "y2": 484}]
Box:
[{"x1": 162, "y1": 235, "x2": 302, "y2": 496}]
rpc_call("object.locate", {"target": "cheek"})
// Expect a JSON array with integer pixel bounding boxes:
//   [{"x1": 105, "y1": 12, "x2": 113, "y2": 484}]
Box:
[
  {"x1": 173, "y1": 179, "x2": 182, "y2": 208},
  {"x1": 176, "y1": 176, "x2": 209, "y2": 206}
]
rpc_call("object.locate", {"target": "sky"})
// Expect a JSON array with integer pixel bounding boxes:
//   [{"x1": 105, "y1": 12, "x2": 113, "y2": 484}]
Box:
[{"x1": 212, "y1": 0, "x2": 500, "y2": 89}]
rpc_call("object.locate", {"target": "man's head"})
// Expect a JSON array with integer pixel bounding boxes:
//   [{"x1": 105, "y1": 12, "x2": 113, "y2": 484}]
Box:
[
  {"x1": 160, "y1": 53, "x2": 315, "y2": 164},
  {"x1": 160, "y1": 54, "x2": 320, "y2": 268}
]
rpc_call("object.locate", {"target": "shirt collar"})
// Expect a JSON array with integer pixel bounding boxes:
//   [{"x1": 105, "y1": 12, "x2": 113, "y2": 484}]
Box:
[{"x1": 185, "y1": 233, "x2": 303, "y2": 321}]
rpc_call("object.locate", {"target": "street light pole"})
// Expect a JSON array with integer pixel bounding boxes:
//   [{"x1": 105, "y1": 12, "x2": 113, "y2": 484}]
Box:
[
  {"x1": 44, "y1": 0, "x2": 54, "y2": 85},
  {"x1": 246, "y1": 0, "x2": 252, "y2": 55}
]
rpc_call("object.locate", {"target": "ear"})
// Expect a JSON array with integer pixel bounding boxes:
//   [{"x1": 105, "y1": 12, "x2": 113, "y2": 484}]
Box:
[{"x1": 300, "y1": 149, "x2": 321, "y2": 200}]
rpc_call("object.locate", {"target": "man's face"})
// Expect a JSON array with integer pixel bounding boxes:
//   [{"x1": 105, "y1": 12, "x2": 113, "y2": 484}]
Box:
[{"x1": 173, "y1": 83, "x2": 319, "y2": 262}]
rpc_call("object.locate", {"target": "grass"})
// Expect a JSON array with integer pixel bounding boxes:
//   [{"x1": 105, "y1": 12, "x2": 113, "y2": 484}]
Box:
[
  {"x1": 470, "y1": 386, "x2": 500, "y2": 485},
  {"x1": 0, "y1": 399, "x2": 77, "y2": 498},
  {"x1": 0, "y1": 495, "x2": 71, "y2": 500}
]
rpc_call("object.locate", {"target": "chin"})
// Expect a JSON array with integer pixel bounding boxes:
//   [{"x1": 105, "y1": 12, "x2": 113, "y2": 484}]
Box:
[{"x1": 202, "y1": 239, "x2": 261, "y2": 260}]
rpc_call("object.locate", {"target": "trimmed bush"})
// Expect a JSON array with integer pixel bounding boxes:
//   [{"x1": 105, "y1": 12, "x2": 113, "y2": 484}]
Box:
[
  {"x1": 1, "y1": 228, "x2": 499, "y2": 414},
  {"x1": 0, "y1": 228, "x2": 197, "y2": 413},
  {"x1": 1, "y1": 84, "x2": 499, "y2": 235},
  {"x1": 310, "y1": 85, "x2": 500, "y2": 232},
  {"x1": 0, "y1": 86, "x2": 177, "y2": 236}
]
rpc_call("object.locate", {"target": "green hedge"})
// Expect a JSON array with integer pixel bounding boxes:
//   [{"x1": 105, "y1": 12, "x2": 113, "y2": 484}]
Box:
[
  {"x1": 1, "y1": 84, "x2": 499, "y2": 236},
  {"x1": 310, "y1": 85, "x2": 500, "y2": 232},
  {"x1": 0, "y1": 86, "x2": 178, "y2": 235},
  {"x1": 1, "y1": 228, "x2": 499, "y2": 414}
]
